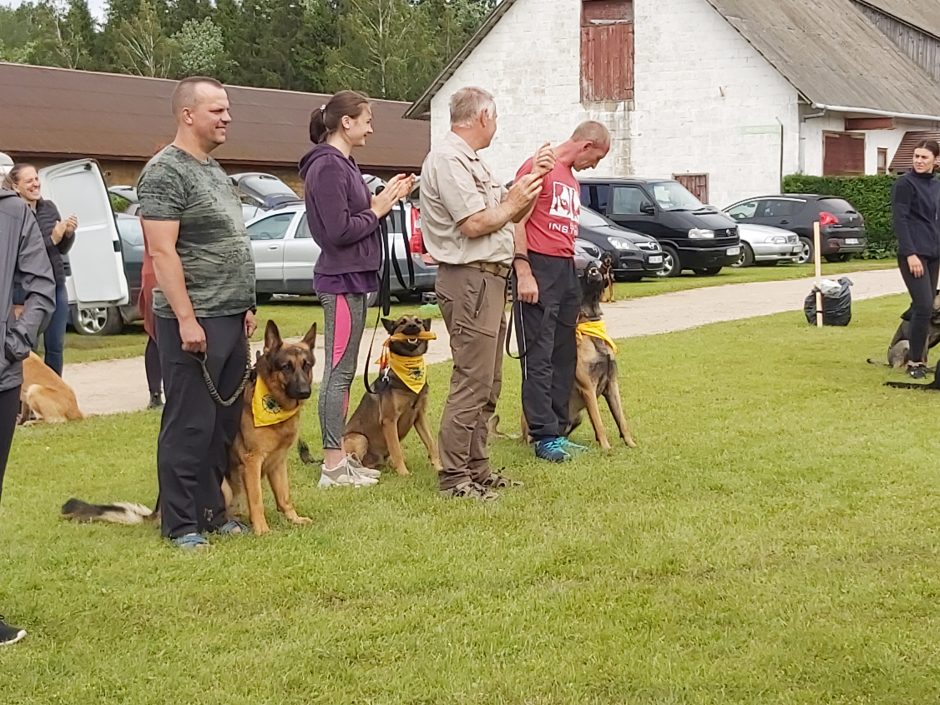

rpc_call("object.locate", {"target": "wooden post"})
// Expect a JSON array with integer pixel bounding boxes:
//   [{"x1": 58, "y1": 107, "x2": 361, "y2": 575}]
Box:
[{"x1": 814, "y1": 221, "x2": 823, "y2": 327}]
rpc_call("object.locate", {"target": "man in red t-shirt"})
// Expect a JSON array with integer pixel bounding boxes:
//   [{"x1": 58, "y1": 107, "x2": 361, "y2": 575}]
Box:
[{"x1": 512, "y1": 121, "x2": 610, "y2": 462}]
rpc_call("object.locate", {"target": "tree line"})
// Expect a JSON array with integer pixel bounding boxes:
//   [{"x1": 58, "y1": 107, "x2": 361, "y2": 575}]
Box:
[{"x1": 0, "y1": 0, "x2": 495, "y2": 101}]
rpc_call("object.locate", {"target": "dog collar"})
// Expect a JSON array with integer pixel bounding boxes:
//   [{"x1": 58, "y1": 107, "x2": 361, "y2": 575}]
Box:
[{"x1": 576, "y1": 320, "x2": 617, "y2": 354}]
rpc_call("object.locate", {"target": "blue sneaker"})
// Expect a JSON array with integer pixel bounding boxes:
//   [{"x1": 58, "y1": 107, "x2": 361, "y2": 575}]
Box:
[
  {"x1": 170, "y1": 532, "x2": 210, "y2": 551},
  {"x1": 533, "y1": 437, "x2": 571, "y2": 463},
  {"x1": 558, "y1": 437, "x2": 588, "y2": 454}
]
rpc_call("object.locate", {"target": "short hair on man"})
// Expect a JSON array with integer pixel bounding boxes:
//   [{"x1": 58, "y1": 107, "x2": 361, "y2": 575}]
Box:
[
  {"x1": 171, "y1": 76, "x2": 225, "y2": 116},
  {"x1": 450, "y1": 87, "x2": 496, "y2": 127},
  {"x1": 571, "y1": 120, "x2": 611, "y2": 146}
]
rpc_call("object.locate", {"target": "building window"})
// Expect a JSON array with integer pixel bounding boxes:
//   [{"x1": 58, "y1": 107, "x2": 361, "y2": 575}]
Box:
[
  {"x1": 823, "y1": 132, "x2": 865, "y2": 176},
  {"x1": 673, "y1": 173, "x2": 709, "y2": 204},
  {"x1": 877, "y1": 148, "x2": 888, "y2": 175},
  {"x1": 581, "y1": 0, "x2": 634, "y2": 102}
]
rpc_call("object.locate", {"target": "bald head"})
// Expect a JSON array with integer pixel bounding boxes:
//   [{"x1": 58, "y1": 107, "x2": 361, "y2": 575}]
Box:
[
  {"x1": 571, "y1": 120, "x2": 610, "y2": 147},
  {"x1": 171, "y1": 76, "x2": 225, "y2": 119}
]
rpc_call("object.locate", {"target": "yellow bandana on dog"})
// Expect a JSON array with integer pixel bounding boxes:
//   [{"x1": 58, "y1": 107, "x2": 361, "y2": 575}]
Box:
[
  {"x1": 251, "y1": 375, "x2": 300, "y2": 427},
  {"x1": 576, "y1": 320, "x2": 617, "y2": 354},
  {"x1": 375, "y1": 331, "x2": 437, "y2": 395}
]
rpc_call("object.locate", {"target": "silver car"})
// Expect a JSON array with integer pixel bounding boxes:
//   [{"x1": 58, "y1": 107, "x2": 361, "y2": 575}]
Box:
[
  {"x1": 733, "y1": 223, "x2": 801, "y2": 267},
  {"x1": 246, "y1": 203, "x2": 436, "y2": 305}
]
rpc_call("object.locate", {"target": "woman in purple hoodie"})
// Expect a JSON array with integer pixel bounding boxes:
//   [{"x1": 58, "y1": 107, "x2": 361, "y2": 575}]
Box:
[{"x1": 299, "y1": 90, "x2": 413, "y2": 487}]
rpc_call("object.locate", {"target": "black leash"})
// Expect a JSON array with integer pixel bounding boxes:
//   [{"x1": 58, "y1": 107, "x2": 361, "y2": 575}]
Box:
[
  {"x1": 363, "y1": 201, "x2": 414, "y2": 394},
  {"x1": 192, "y1": 336, "x2": 253, "y2": 407},
  {"x1": 505, "y1": 271, "x2": 552, "y2": 360}
]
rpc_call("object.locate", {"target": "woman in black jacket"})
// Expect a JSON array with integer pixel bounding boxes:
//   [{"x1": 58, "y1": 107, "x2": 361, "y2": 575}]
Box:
[
  {"x1": 892, "y1": 139, "x2": 940, "y2": 378},
  {"x1": 4, "y1": 164, "x2": 77, "y2": 376}
]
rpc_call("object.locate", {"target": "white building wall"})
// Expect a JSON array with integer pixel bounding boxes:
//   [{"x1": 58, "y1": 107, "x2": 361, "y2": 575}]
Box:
[
  {"x1": 800, "y1": 114, "x2": 940, "y2": 175},
  {"x1": 630, "y1": 0, "x2": 801, "y2": 207}
]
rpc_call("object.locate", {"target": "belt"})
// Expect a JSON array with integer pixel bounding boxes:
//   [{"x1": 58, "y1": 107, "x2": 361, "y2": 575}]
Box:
[{"x1": 466, "y1": 261, "x2": 512, "y2": 279}]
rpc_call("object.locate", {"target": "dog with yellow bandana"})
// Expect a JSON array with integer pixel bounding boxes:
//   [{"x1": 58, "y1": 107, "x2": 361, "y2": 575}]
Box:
[
  {"x1": 343, "y1": 316, "x2": 441, "y2": 477},
  {"x1": 226, "y1": 319, "x2": 318, "y2": 534},
  {"x1": 568, "y1": 260, "x2": 637, "y2": 450}
]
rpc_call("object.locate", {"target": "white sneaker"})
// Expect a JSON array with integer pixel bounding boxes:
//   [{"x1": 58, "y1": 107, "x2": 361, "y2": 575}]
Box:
[
  {"x1": 346, "y1": 454, "x2": 381, "y2": 479},
  {"x1": 318, "y1": 458, "x2": 379, "y2": 488}
]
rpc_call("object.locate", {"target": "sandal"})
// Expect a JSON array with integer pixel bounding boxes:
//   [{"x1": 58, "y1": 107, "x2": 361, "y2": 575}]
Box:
[{"x1": 479, "y1": 473, "x2": 523, "y2": 489}]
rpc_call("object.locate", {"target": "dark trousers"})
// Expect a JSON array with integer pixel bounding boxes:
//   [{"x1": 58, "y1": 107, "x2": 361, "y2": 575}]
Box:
[
  {"x1": 899, "y1": 254, "x2": 940, "y2": 363},
  {"x1": 144, "y1": 336, "x2": 162, "y2": 395},
  {"x1": 155, "y1": 314, "x2": 247, "y2": 538},
  {"x1": 435, "y1": 264, "x2": 507, "y2": 490},
  {"x1": 0, "y1": 386, "x2": 21, "y2": 505},
  {"x1": 515, "y1": 252, "x2": 581, "y2": 440},
  {"x1": 42, "y1": 281, "x2": 69, "y2": 376}
]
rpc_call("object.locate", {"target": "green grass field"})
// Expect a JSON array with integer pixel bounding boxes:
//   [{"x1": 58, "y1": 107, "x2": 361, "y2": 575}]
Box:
[
  {"x1": 3, "y1": 293, "x2": 939, "y2": 704},
  {"x1": 60, "y1": 259, "x2": 893, "y2": 365}
]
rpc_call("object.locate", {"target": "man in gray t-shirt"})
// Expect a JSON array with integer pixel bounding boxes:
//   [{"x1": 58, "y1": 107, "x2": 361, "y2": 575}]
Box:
[{"x1": 137, "y1": 76, "x2": 257, "y2": 550}]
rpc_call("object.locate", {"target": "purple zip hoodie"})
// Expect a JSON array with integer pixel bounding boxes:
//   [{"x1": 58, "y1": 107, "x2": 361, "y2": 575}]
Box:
[{"x1": 299, "y1": 143, "x2": 380, "y2": 292}]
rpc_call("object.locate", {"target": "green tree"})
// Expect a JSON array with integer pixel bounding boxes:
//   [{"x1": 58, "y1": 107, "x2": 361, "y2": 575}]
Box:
[
  {"x1": 51, "y1": 0, "x2": 100, "y2": 69},
  {"x1": 173, "y1": 17, "x2": 227, "y2": 76},
  {"x1": 111, "y1": 0, "x2": 177, "y2": 77}
]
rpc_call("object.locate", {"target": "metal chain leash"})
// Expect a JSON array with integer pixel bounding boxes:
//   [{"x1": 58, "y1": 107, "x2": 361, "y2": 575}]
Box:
[{"x1": 192, "y1": 336, "x2": 253, "y2": 407}]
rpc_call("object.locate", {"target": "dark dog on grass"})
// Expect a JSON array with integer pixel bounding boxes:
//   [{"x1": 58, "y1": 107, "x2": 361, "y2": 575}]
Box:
[
  {"x1": 567, "y1": 260, "x2": 637, "y2": 449},
  {"x1": 869, "y1": 294, "x2": 940, "y2": 369},
  {"x1": 341, "y1": 316, "x2": 441, "y2": 476},
  {"x1": 63, "y1": 320, "x2": 318, "y2": 535}
]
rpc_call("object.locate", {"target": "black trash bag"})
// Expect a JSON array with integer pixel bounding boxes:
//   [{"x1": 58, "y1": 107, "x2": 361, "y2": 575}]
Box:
[{"x1": 804, "y1": 276, "x2": 853, "y2": 326}]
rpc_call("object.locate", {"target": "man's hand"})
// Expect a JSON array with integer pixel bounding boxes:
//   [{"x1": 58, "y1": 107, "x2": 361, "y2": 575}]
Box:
[
  {"x1": 531, "y1": 142, "x2": 556, "y2": 177},
  {"x1": 908, "y1": 254, "x2": 924, "y2": 278},
  {"x1": 244, "y1": 310, "x2": 257, "y2": 337},
  {"x1": 178, "y1": 317, "x2": 207, "y2": 354},
  {"x1": 516, "y1": 268, "x2": 539, "y2": 304},
  {"x1": 506, "y1": 173, "x2": 543, "y2": 216}
]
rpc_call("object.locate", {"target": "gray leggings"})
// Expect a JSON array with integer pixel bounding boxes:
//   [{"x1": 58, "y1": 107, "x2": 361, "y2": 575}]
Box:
[{"x1": 317, "y1": 292, "x2": 368, "y2": 449}]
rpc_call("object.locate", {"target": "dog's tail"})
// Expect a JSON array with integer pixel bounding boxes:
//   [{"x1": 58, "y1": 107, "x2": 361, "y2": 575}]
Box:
[
  {"x1": 61, "y1": 497, "x2": 155, "y2": 525},
  {"x1": 297, "y1": 439, "x2": 319, "y2": 465}
]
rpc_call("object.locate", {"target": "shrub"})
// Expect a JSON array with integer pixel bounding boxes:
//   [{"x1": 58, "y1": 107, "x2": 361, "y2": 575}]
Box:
[{"x1": 782, "y1": 173, "x2": 896, "y2": 254}]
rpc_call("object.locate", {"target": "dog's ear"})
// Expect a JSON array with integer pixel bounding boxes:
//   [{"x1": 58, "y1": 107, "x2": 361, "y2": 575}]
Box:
[
  {"x1": 301, "y1": 322, "x2": 317, "y2": 350},
  {"x1": 422, "y1": 318, "x2": 432, "y2": 332},
  {"x1": 381, "y1": 318, "x2": 397, "y2": 334},
  {"x1": 264, "y1": 320, "x2": 283, "y2": 353}
]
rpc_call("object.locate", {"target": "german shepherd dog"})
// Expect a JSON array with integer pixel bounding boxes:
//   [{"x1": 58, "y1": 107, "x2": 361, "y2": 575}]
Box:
[
  {"x1": 868, "y1": 295, "x2": 940, "y2": 369},
  {"x1": 19, "y1": 351, "x2": 83, "y2": 423},
  {"x1": 62, "y1": 320, "x2": 317, "y2": 534},
  {"x1": 342, "y1": 316, "x2": 441, "y2": 476},
  {"x1": 568, "y1": 260, "x2": 637, "y2": 449},
  {"x1": 598, "y1": 251, "x2": 617, "y2": 303}
]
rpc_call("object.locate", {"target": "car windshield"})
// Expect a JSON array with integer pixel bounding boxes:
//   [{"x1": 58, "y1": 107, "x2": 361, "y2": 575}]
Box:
[
  {"x1": 818, "y1": 198, "x2": 856, "y2": 213},
  {"x1": 579, "y1": 206, "x2": 613, "y2": 227},
  {"x1": 651, "y1": 181, "x2": 704, "y2": 211}
]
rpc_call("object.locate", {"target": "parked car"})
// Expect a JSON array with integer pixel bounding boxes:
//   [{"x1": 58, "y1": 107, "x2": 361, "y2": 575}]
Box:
[
  {"x1": 108, "y1": 185, "x2": 140, "y2": 215},
  {"x1": 733, "y1": 223, "x2": 802, "y2": 267},
  {"x1": 579, "y1": 177, "x2": 740, "y2": 277},
  {"x1": 723, "y1": 194, "x2": 867, "y2": 264},
  {"x1": 577, "y1": 206, "x2": 664, "y2": 280},
  {"x1": 246, "y1": 203, "x2": 436, "y2": 304},
  {"x1": 230, "y1": 172, "x2": 302, "y2": 211}
]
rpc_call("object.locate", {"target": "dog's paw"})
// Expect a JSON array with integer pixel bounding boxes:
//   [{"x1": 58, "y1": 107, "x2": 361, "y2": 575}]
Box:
[{"x1": 291, "y1": 516, "x2": 313, "y2": 526}]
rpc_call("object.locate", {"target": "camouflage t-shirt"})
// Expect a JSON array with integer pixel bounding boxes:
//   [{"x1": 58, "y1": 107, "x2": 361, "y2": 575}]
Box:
[{"x1": 137, "y1": 145, "x2": 255, "y2": 318}]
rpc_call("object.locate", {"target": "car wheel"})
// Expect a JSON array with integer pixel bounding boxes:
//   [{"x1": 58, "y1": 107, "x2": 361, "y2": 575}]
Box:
[
  {"x1": 796, "y1": 237, "x2": 813, "y2": 265},
  {"x1": 656, "y1": 245, "x2": 681, "y2": 278},
  {"x1": 693, "y1": 267, "x2": 722, "y2": 276},
  {"x1": 70, "y1": 305, "x2": 123, "y2": 336},
  {"x1": 366, "y1": 291, "x2": 379, "y2": 307},
  {"x1": 255, "y1": 293, "x2": 273, "y2": 305},
  {"x1": 732, "y1": 244, "x2": 755, "y2": 268}
]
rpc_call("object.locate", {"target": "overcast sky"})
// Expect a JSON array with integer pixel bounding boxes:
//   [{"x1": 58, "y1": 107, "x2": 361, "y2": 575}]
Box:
[{"x1": 1, "y1": 0, "x2": 108, "y2": 21}]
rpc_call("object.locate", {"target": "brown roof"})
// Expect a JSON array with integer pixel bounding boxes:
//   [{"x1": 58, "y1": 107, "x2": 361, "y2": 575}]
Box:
[
  {"x1": 888, "y1": 131, "x2": 940, "y2": 172},
  {"x1": 0, "y1": 62, "x2": 429, "y2": 171},
  {"x1": 855, "y1": 0, "x2": 940, "y2": 40}
]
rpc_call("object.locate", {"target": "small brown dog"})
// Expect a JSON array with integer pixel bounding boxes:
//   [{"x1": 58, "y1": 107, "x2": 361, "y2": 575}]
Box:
[
  {"x1": 342, "y1": 316, "x2": 441, "y2": 476},
  {"x1": 598, "y1": 251, "x2": 617, "y2": 303},
  {"x1": 21, "y1": 351, "x2": 83, "y2": 423},
  {"x1": 568, "y1": 261, "x2": 636, "y2": 450},
  {"x1": 225, "y1": 320, "x2": 317, "y2": 534}
]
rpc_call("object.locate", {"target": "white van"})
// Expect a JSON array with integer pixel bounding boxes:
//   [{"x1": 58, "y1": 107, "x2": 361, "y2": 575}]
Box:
[{"x1": 38, "y1": 160, "x2": 130, "y2": 335}]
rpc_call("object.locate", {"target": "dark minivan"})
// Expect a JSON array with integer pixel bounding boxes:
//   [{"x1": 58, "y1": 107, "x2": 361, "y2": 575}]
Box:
[{"x1": 579, "y1": 177, "x2": 740, "y2": 277}]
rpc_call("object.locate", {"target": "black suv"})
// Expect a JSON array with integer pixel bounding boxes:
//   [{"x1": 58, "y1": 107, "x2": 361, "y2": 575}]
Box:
[
  {"x1": 579, "y1": 177, "x2": 740, "y2": 277},
  {"x1": 723, "y1": 194, "x2": 867, "y2": 263}
]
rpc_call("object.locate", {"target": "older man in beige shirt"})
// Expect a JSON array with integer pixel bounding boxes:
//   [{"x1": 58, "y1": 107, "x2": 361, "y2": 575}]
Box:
[{"x1": 420, "y1": 86, "x2": 553, "y2": 501}]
